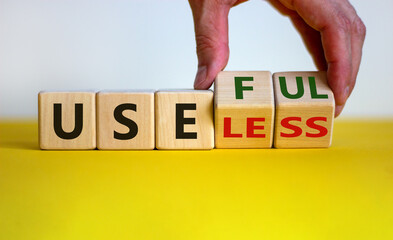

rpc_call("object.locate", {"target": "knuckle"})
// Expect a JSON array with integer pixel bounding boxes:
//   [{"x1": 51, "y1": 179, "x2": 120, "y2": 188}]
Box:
[
  {"x1": 334, "y1": 12, "x2": 366, "y2": 39},
  {"x1": 352, "y1": 17, "x2": 366, "y2": 38},
  {"x1": 195, "y1": 33, "x2": 229, "y2": 57},
  {"x1": 335, "y1": 13, "x2": 352, "y2": 32},
  {"x1": 195, "y1": 34, "x2": 218, "y2": 52},
  {"x1": 195, "y1": 33, "x2": 229, "y2": 65}
]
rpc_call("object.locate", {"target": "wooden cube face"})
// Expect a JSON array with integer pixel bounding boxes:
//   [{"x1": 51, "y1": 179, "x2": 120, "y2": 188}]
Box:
[
  {"x1": 96, "y1": 91, "x2": 155, "y2": 150},
  {"x1": 38, "y1": 91, "x2": 96, "y2": 149},
  {"x1": 214, "y1": 71, "x2": 275, "y2": 148},
  {"x1": 273, "y1": 72, "x2": 335, "y2": 148},
  {"x1": 155, "y1": 90, "x2": 214, "y2": 150}
]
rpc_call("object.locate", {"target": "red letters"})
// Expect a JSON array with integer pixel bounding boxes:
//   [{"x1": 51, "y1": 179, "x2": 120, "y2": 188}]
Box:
[
  {"x1": 280, "y1": 116, "x2": 328, "y2": 138},
  {"x1": 247, "y1": 118, "x2": 265, "y2": 138},
  {"x1": 223, "y1": 117, "x2": 242, "y2": 138},
  {"x1": 224, "y1": 116, "x2": 328, "y2": 139},
  {"x1": 306, "y1": 117, "x2": 328, "y2": 138},
  {"x1": 280, "y1": 117, "x2": 302, "y2": 137},
  {"x1": 223, "y1": 117, "x2": 266, "y2": 138}
]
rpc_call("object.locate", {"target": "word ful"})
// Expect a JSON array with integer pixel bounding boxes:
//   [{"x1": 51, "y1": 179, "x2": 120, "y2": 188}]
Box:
[{"x1": 38, "y1": 71, "x2": 334, "y2": 150}]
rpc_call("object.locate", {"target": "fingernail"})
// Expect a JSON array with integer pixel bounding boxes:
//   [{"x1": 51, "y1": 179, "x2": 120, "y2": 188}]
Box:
[
  {"x1": 194, "y1": 65, "x2": 207, "y2": 89},
  {"x1": 335, "y1": 104, "x2": 344, "y2": 118},
  {"x1": 345, "y1": 86, "x2": 350, "y2": 99}
]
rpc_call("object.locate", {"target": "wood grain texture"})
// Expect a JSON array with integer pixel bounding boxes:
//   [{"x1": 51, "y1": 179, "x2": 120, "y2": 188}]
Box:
[
  {"x1": 273, "y1": 71, "x2": 335, "y2": 148},
  {"x1": 38, "y1": 91, "x2": 96, "y2": 149},
  {"x1": 214, "y1": 71, "x2": 274, "y2": 148},
  {"x1": 96, "y1": 91, "x2": 155, "y2": 150},
  {"x1": 155, "y1": 90, "x2": 214, "y2": 150}
]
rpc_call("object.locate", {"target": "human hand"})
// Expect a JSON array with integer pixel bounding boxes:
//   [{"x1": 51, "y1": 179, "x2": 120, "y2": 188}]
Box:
[{"x1": 188, "y1": 0, "x2": 366, "y2": 117}]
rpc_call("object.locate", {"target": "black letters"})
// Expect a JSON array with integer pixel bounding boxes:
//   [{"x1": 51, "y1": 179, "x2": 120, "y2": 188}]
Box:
[
  {"x1": 176, "y1": 103, "x2": 197, "y2": 139},
  {"x1": 114, "y1": 103, "x2": 138, "y2": 140},
  {"x1": 53, "y1": 103, "x2": 83, "y2": 139}
]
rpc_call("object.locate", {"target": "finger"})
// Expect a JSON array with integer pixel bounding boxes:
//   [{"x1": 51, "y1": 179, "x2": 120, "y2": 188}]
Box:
[
  {"x1": 270, "y1": 1, "x2": 327, "y2": 71},
  {"x1": 329, "y1": 0, "x2": 366, "y2": 102},
  {"x1": 189, "y1": 0, "x2": 232, "y2": 89},
  {"x1": 349, "y1": 16, "x2": 366, "y2": 97},
  {"x1": 333, "y1": 2, "x2": 366, "y2": 116},
  {"x1": 322, "y1": 20, "x2": 352, "y2": 116},
  {"x1": 289, "y1": 16, "x2": 327, "y2": 71},
  {"x1": 335, "y1": 104, "x2": 345, "y2": 118},
  {"x1": 234, "y1": 0, "x2": 248, "y2": 6},
  {"x1": 334, "y1": 17, "x2": 365, "y2": 117},
  {"x1": 268, "y1": 0, "x2": 327, "y2": 70},
  {"x1": 278, "y1": 0, "x2": 355, "y2": 117}
]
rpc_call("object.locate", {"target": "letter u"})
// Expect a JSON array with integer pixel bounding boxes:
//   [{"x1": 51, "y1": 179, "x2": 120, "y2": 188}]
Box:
[
  {"x1": 53, "y1": 103, "x2": 83, "y2": 139},
  {"x1": 279, "y1": 76, "x2": 304, "y2": 99}
]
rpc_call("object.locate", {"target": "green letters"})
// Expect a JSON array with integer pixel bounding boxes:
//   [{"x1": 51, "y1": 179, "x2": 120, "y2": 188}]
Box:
[
  {"x1": 309, "y1": 77, "x2": 328, "y2": 99},
  {"x1": 279, "y1": 76, "x2": 304, "y2": 99},
  {"x1": 235, "y1": 77, "x2": 253, "y2": 99},
  {"x1": 280, "y1": 76, "x2": 328, "y2": 99}
]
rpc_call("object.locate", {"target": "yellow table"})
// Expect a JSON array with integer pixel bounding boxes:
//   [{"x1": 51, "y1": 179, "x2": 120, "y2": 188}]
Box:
[{"x1": 1, "y1": 119, "x2": 393, "y2": 240}]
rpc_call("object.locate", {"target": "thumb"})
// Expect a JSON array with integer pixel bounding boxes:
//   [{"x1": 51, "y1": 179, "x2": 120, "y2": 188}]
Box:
[{"x1": 189, "y1": 1, "x2": 231, "y2": 89}]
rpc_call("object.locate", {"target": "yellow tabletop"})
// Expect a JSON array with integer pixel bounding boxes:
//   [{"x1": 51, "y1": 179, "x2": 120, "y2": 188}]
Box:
[{"x1": 1, "y1": 119, "x2": 393, "y2": 240}]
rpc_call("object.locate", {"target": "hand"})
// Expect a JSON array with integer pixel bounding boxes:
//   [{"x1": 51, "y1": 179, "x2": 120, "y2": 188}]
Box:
[{"x1": 188, "y1": 0, "x2": 366, "y2": 117}]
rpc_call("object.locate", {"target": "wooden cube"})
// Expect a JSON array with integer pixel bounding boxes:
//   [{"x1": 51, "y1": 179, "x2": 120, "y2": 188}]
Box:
[
  {"x1": 273, "y1": 71, "x2": 335, "y2": 148},
  {"x1": 96, "y1": 90, "x2": 155, "y2": 150},
  {"x1": 38, "y1": 91, "x2": 96, "y2": 149},
  {"x1": 155, "y1": 90, "x2": 214, "y2": 150},
  {"x1": 214, "y1": 71, "x2": 275, "y2": 148}
]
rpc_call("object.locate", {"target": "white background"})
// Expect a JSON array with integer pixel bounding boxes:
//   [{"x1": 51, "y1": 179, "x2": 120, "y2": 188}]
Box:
[{"x1": 0, "y1": 0, "x2": 392, "y2": 117}]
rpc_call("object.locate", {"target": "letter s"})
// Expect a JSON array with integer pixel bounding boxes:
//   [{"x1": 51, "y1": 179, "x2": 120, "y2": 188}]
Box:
[
  {"x1": 280, "y1": 117, "x2": 302, "y2": 138},
  {"x1": 306, "y1": 117, "x2": 328, "y2": 138},
  {"x1": 114, "y1": 103, "x2": 138, "y2": 140}
]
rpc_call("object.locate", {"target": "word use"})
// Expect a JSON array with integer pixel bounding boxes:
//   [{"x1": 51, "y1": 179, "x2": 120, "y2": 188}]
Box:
[{"x1": 38, "y1": 71, "x2": 335, "y2": 150}]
